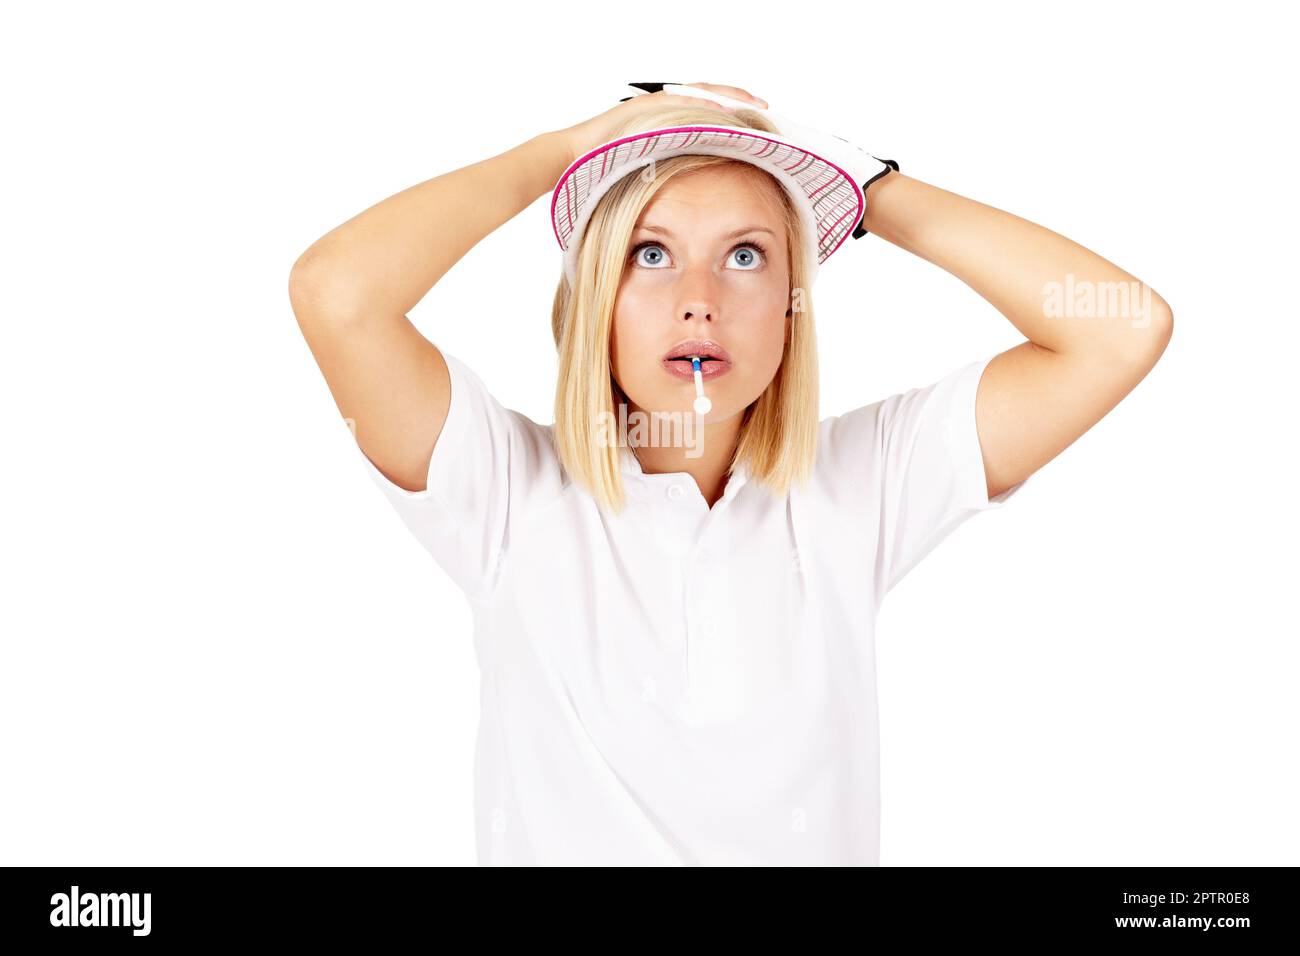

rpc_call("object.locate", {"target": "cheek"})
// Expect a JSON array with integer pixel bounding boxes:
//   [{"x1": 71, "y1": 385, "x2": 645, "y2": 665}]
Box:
[
  {"x1": 613, "y1": 282, "x2": 658, "y2": 327},
  {"x1": 730, "y1": 278, "x2": 790, "y2": 355},
  {"x1": 745, "y1": 320, "x2": 788, "y2": 387},
  {"x1": 610, "y1": 291, "x2": 659, "y2": 381},
  {"x1": 729, "y1": 259, "x2": 788, "y2": 307}
]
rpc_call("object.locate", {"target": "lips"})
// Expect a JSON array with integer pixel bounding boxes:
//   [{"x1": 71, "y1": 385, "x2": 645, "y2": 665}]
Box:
[
  {"x1": 664, "y1": 339, "x2": 731, "y2": 363},
  {"x1": 661, "y1": 339, "x2": 734, "y2": 381}
]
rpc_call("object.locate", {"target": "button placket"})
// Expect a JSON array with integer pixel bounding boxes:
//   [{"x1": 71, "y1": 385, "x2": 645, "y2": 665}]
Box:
[{"x1": 683, "y1": 510, "x2": 740, "y2": 719}]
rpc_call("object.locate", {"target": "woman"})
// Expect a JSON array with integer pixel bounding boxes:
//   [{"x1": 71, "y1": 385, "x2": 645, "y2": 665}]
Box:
[{"x1": 288, "y1": 83, "x2": 1173, "y2": 865}]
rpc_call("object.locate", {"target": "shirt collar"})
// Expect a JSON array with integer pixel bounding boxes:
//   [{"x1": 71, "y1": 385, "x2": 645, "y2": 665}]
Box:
[{"x1": 619, "y1": 446, "x2": 750, "y2": 498}]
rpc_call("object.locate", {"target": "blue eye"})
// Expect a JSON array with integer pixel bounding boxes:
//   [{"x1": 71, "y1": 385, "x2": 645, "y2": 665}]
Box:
[
  {"x1": 729, "y1": 243, "x2": 766, "y2": 270},
  {"x1": 631, "y1": 242, "x2": 670, "y2": 268},
  {"x1": 629, "y1": 239, "x2": 768, "y2": 270}
]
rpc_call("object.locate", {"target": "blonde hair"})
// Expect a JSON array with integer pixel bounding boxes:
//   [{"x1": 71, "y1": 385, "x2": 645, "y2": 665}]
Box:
[{"x1": 550, "y1": 104, "x2": 819, "y2": 515}]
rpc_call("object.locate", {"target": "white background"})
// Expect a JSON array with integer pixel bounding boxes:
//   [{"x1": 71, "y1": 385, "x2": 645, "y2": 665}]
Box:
[{"x1": 2, "y1": 1, "x2": 1296, "y2": 866}]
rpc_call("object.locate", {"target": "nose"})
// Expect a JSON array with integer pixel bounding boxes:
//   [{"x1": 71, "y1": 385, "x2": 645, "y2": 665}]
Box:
[{"x1": 677, "y1": 265, "x2": 719, "y2": 324}]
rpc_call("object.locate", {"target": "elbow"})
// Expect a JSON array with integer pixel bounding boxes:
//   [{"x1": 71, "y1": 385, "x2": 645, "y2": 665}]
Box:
[
  {"x1": 288, "y1": 249, "x2": 365, "y2": 327},
  {"x1": 1148, "y1": 287, "x2": 1173, "y2": 329},
  {"x1": 287, "y1": 249, "x2": 321, "y2": 315},
  {"x1": 1146, "y1": 290, "x2": 1174, "y2": 355},
  {"x1": 1113, "y1": 287, "x2": 1173, "y2": 373},
  {"x1": 287, "y1": 248, "x2": 329, "y2": 313}
]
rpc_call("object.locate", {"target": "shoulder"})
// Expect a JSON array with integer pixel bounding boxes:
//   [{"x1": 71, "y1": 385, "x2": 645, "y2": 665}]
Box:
[
  {"x1": 807, "y1": 357, "x2": 990, "y2": 498},
  {"x1": 819, "y1": 358, "x2": 991, "y2": 462},
  {"x1": 812, "y1": 398, "x2": 889, "y2": 484},
  {"x1": 435, "y1": 349, "x2": 568, "y2": 504}
]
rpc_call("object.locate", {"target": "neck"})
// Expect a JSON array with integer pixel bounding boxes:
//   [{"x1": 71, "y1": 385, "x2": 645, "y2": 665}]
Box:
[{"x1": 628, "y1": 408, "x2": 744, "y2": 508}]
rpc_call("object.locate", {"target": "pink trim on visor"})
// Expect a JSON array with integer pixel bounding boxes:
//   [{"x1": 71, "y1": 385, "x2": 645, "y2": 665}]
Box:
[{"x1": 550, "y1": 125, "x2": 865, "y2": 268}]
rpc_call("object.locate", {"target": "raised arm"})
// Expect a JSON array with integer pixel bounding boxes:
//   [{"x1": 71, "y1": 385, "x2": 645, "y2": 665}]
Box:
[
  {"x1": 287, "y1": 131, "x2": 574, "y2": 492},
  {"x1": 860, "y1": 172, "x2": 1174, "y2": 500}
]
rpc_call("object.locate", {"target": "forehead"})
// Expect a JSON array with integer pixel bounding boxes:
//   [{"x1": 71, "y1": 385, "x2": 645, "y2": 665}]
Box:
[{"x1": 635, "y1": 164, "x2": 787, "y2": 233}]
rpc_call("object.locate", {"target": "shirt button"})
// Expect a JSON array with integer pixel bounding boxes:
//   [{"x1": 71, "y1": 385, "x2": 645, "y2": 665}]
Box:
[
  {"x1": 698, "y1": 614, "x2": 715, "y2": 638},
  {"x1": 666, "y1": 483, "x2": 685, "y2": 501}
]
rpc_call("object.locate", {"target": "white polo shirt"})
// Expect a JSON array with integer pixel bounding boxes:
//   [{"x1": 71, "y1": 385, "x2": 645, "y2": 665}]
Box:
[{"x1": 350, "y1": 349, "x2": 1028, "y2": 865}]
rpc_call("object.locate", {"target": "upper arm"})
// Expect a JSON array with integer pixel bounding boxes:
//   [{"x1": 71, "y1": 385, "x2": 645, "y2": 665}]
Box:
[
  {"x1": 291, "y1": 262, "x2": 556, "y2": 601},
  {"x1": 868, "y1": 356, "x2": 1030, "y2": 599},
  {"x1": 975, "y1": 309, "x2": 1173, "y2": 499},
  {"x1": 289, "y1": 261, "x2": 450, "y2": 494}
]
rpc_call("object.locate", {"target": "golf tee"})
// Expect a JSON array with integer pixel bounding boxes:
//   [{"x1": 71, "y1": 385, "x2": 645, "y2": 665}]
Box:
[{"x1": 691, "y1": 356, "x2": 712, "y2": 415}]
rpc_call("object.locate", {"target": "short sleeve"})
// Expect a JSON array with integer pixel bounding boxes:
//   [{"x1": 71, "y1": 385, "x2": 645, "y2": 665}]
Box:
[
  {"x1": 874, "y1": 354, "x2": 1029, "y2": 598},
  {"x1": 347, "y1": 349, "x2": 548, "y2": 603}
]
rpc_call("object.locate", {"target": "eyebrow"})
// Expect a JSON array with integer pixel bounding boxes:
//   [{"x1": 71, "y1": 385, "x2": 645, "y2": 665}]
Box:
[{"x1": 635, "y1": 224, "x2": 777, "y2": 241}]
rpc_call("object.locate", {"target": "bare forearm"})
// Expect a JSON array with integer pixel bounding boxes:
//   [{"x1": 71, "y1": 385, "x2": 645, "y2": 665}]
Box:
[
  {"x1": 861, "y1": 172, "x2": 1171, "y2": 358},
  {"x1": 290, "y1": 130, "x2": 572, "y2": 321}
]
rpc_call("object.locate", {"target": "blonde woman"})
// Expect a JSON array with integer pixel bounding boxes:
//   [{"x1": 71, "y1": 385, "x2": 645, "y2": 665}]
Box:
[{"x1": 288, "y1": 82, "x2": 1173, "y2": 866}]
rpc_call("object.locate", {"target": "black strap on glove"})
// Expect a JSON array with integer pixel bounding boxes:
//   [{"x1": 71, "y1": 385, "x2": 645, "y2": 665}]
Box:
[
  {"x1": 620, "y1": 82, "x2": 680, "y2": 101},
  {"x1": 851, "y1": 158, "x2": 900, "y2": 239}
]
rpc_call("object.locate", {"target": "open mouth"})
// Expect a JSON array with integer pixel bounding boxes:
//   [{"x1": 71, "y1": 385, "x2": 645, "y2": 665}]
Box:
[
  {"x1": 661, "y1": 353, "x2": 733, "y2": 381},
  {"x1": 663, "y1": 339, "x2": 732, "y2": 363},
  {"x1": 661, "y1": 339, "x2": 733, "y2": 380}
]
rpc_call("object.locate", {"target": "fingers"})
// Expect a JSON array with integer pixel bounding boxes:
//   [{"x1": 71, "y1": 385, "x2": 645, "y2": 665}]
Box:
[
  {"x1": 684, "y1": 82, "x2": 769, "y2": 108},
  {"x1": 663, "y1": 94, "x2": 737, "y2": 113}
]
